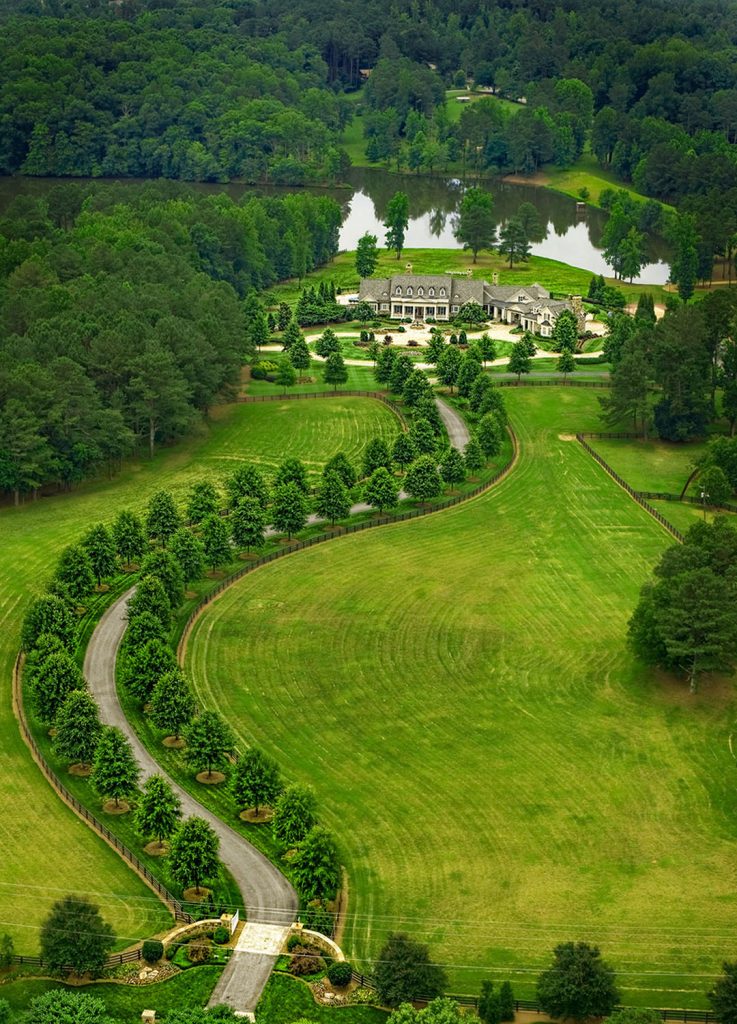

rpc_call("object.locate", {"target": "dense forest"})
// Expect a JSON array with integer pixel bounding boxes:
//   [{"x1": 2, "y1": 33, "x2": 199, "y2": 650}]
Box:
[{"x1": 0, "y1": 183, "x2": 341, "y2": 500}]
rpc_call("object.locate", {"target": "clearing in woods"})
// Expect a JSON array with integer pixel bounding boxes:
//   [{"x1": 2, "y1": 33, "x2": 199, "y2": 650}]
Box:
[{"x1": 185, "y1": 388, "x2": 737, "y2": 1008}]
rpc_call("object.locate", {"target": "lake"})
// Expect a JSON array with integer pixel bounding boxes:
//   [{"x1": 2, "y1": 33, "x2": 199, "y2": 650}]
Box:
[{"x1": 0, "y1": 167, "x2": 672, "y2": 284}]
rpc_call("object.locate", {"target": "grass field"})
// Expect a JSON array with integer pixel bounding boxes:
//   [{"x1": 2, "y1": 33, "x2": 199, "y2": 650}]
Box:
[
  {"x1": 0, "y1": 965, "x2": 222, "y2": 1020},
  {"x1": 589, "y1": 438, "x2": 707, "y2": 494},
  {"x1": 264, "y1": 250, "x2": 666, "y2": 311},
  {"x1": 0, "y1": 399, "x2": 394, "y2": 953},
  {"x1": 247, "y1": 364, "x2": 378, "y2": 396},
  {"x1": 185, "y1": 388, "x2": 737, "y2": 1008}
]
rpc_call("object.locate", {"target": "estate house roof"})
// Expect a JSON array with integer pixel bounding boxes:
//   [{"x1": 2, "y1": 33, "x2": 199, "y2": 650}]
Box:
[{"x1": 357, "y1": 275, "x2": 552, "y2": 307}]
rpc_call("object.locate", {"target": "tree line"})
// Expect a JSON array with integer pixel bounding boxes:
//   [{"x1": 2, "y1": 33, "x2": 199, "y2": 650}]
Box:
[
  {"x1": 0, "y1": 182, "x2": 341, "y2": 501},
  {"x1": 0, "y1": 9, "x2": 349, "y2": 183}
]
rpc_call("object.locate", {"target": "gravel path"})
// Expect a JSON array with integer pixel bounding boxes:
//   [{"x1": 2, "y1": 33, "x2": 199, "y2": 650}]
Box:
[{"x1": 84, "y1": 597, "x2": 298, "y2": 1014}]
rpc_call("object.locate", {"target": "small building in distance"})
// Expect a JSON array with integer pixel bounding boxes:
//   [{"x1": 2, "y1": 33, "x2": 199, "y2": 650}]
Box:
[{"x1": 354, "y1": 272, "x2": 583, "y2": 338}]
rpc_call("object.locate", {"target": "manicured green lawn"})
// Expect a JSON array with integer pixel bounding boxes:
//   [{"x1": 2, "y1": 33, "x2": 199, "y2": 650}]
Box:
[
  {"x1": 0, "y1": 965, "x2": 222, "y2": 1020},
  {"x1": 0, "y1": 399, "x2": 394, "y2": 953},
  {"x1": 185, "y1": 388, "x2": 737, "y2": 1008},
  {"x1": 649, "y1": 500, "x2": 737, "y2": 535},
  {"x1": 542, "y1": 153, "x2": 664, "y2": 209},
  {"x1": 247, "y1": 364, "x2": 379, "y2": 396},
  {"x1": 256, "y1": 974, "x2": 387, "y2": 1024},
  {"x1": 264, "y1": 250, "x2": 667, "y2": 311},
  {"x1": 589, "y1": 438, "x2": 707, "y2": 494}
]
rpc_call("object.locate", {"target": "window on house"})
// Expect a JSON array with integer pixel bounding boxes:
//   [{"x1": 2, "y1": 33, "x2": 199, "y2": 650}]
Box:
[
  {"x1": 418, "y1": 287, "x2": 423, "y2": 296},
  {"x1": 393, "y1": 305, "x2": 402, "y2": 314},
  {"x1": 437, "y1": 306, "x2": 447, "y2": 315},
  {"x1": 395, "y1": 287, "x2": 401, "y2": 295},
  {"x1": 429, "y1": 288, "x2": 435, "y2": 297},
  {"x1": 426, "y1": 307, "x2": 435, "y2": 316},
  {"x1": 407, "y1": 287, "x2": 413, "y2": 296},
  {"x1": 381, "y1": 303, "x2": 389, "y2": 310},
  {"x1": 452, "y1": 305, "x2": 459, "y2": 312}
]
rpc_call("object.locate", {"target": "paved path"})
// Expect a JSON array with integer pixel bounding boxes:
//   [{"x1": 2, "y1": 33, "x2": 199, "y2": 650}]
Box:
[
  {"x1": 84, "y1": 600, "x2": 298, "y2": 1013},
  {"x1": 82, "y1": 397, "x2": 467, "y2": 1011},
  {"x1": 435, "y1": 397, "x2": 470, "y2": 450}
]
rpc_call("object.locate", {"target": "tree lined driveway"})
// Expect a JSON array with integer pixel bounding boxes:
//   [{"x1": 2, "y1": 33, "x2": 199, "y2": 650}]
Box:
[{"x1": 84, "y1": 597, "x2": 297, "y2": 1014}]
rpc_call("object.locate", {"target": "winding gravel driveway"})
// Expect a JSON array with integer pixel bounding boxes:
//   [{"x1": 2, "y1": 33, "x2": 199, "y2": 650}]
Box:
[
  {"x1": 84, "y1": 599, "x2": 297, "y2": 1014},
  {"x1": 82, "y1": 396, "x2": 467, "y2": 1013}
]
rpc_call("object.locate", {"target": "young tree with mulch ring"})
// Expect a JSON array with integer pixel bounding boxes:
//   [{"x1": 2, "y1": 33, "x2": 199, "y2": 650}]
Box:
[
  {"x1": 124, "y1": 637, "x2": 178, "y2": 703},
  {"x1": 91, "y1": 725, "x2": 140, "y2": 810},
  {"x1": 170, "y1": 528, "x2": 205, "y2": 586},
  {"x1": 169, "y1": 817, "x2": 220, "y2": 897},
  {"x1": 146, "y1": 490, "x2": 181, "y2": 547},
  {"x1": 272, "y1": 482, "x2": 309, "y2": 539},
  {"x1": 440, "y1": 447, "x2": 466, "y2": 488},
  {"x1": 226, "y1": 465, "x2": 269, "y2": 510},
  {"x1": 272, "y1": 784, "x2": 317, "y2": 848},
  {"x1": 141, "y1": 549, "x2": 184, "y2": 608},
  {"x1": 405, "y1": 456, "x2": 442, "y2": 504},
  {"x1": 315, "y1": 471, "x2": 351, "y2": 525},
  {"x1": 292, "y1": 825, "x2": 341, "y2": 903},
  {"x1": 230, "y1": 748, "x2": 282, "y2": 818},
  {"x1": 324, "y1": 351, "x2": 348, "y2": 391},
  {"x1": 112, "y1": 510, "x2": 146, "y2": 567},
  {"x1": 81, "y1": 524, "x2": 117, "y2": 588},
  {"x1": 54, "y1": 690, "x2": 101, "y2": 771},
  {"x1": 364, "y1": 467, "x2": 400, "y2": 513},
  {"x1": 40, "y1": 897, "x2": 115, "y2": 977},
  {"x1": 185, "y1": 711, "x2": 235, "y2": 781},
  {"x1": 135, "y1": 774, "x2": 182, "y2": 853},
  {"x1": 201, "y1": 513, "x2": 232, "y2": 571},
  {"x1": 149, "y1": 669, "x2": 196, "y2": 742},
  {"x1": 31, "y1": 650, "x2": 85, "y2": 726},
  {"x1": 477, "y1": 413, "x2": 503, "y2": 458},
  {"x1": 21, "y1": 594, "x2": 77, "y2": 652},
  {"x1": 126, "y1": 575, "x2": 171, "y2": 630},
  {"x1": 230, "y1": 496, "x2": 267, "y2": 552}
]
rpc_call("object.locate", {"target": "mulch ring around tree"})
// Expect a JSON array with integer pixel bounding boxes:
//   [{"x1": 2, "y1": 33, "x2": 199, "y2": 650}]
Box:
[
  {"x1": 196, "y1": 771, "x2": 225, "y2": 785},
  {"x1": 163, "y1": 736, "x2": 186, "y2": 748},
  {"x1": 182, "y1": 887, "x2": 212, "y2": 902},
  {"x1": 103, "y1": 799, "x2": 131, "y2": 815},
  {"x1": 69, "y1": 763, "x2": 92, "y2": 777},
  {"x1": 143, "y1": 840, "x2": 170, "y2": 856},
  {"x1": 240, "y1": 807, "x2": 274, "y2": 823}
]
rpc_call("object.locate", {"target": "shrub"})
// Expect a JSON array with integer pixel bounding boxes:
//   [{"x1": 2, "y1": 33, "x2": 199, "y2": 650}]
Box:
[
  {"x1": 165, "y1": 941, "x2": 181, "y2": 961},
  {"x1": 287, "y1": 934, "x2": 304, "y2": 952},
  {"x1": 186, "y1": 939, "x2": 212, "y2": 964},
  {"x1": 397, "y1": 325, "x2": 406, "y2": 332},
  {"x1": 289, "y1": 951, "x2": 325, "y2": 976},
  {"x1": 251, "y1": 360, "x2": 279, "y2": 380},
  {"x1": 328, "y1": 961, "x2": 353, "y2": 986},
  {"x1": 142, "y1": 939, "x2": 164, "y2": 964},
  {"x1": 213, "y1": 926, "x2": 230, "y2": 945}
]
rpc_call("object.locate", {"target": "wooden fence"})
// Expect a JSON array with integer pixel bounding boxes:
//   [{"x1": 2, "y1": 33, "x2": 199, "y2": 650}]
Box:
[
  {"x1": 575, "y1": 435, "x2": 684, "y2": 542},
  {"x1": 177, "y1": 427, "x2": 519, "y2": 659},
  {"x1": 637, "y1": 491, "x2": 737, "y2": 514},
  {"x1": 349, "y1": 974, "x2": 718, "y2": 1021},
  {"x1": 12, "y1": 653, "x2": 192, "y2": 927},
  {"x1": 497, "y1": 379, "x2": 610, "y2": 388},
  {"x1": 9, "y1": 947, "x2": 143, "y2": 973}
]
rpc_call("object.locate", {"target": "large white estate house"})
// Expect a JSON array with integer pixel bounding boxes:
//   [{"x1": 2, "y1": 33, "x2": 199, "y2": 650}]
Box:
[{"x1": 354, "y1": 273, "x2": 583, "y2": 338}]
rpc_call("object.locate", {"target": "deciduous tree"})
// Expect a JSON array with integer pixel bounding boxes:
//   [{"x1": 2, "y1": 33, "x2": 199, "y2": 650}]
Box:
[
  {"x1": 169, "y1": 817, "x2": 220, "y2": 895},
  {"x1": 186, "y1": 481, "x2": 220, "y2": 524},
  {"x1": 292, "y1": 826, "x2": 341, "y2": 902},
  {"x1": 273, "y1": 784, "x2": 317, "y2": 847},
  {"x1": 54, "y1": 690, "x2": 101, "y2": 768},
  {"x1": 315, "y1": 470, "x2": 351, "y2": 524},
  {"x1": 170, "y1": 528, "x2": 205, "y2": 585},
  {"x1": 537, "y1": 942, "x2": 619, "y2": 1022},
  {"x1": 230, "y1": 496, "x2": 267, "y2": 551},
  {"x1": 385, "y1": 192, "x2": 410, "y2": 260},
  {"x1": 126, "y1": 575, "x2": 171, "y2": 630},
  {"x1": 141, "y1": 550, "x2": 184, "y2": 608},
  {"x1": 31, "y1": 650, "x2": 84, "y2": 725},
  {"x1": 454, "y1": 187, "x2": 496, "y2": 262},
  {"x1": 356, "y1": 232, "x2": 379, "y2": 277},
  {"x1": 440, "y1": 448, "x2": 466, "y2": 487},
  {"x1": 272, "y1": 482, "x2": 309, "y2": 538},
  {"x1": 81, "y1": 525, "x2": 116, "y2": 587},
  {"x1": 112, "y1": 511, "x2": 146, "y2": 567},
  {"x1": 375, "y1": 933, "x2": 447, "y2": 1007},
  {"x1": 230, "y1": 748, "x2": 282, "y2": 816},
  {"x1": 150, "y1": 670, "x2": 196, "y2": 740},
  {"x1": 135, "y1": 774, "x2": 182, "y2": 849},
  {"x1": 185, "y1": 711, "x2": 235, "y2": 779},
  {"x1": 324, "y1": 351, "x2": 348, "y2": 390},
  {"x1": 40, "y1": 898, "x2": 115, "y2": 977},
  {"x1": 201, "y1": 513, "x2": 232, "y2": 570},
  {"x1": 405, "y1": 456, "x2": 442, "y2": 502},
  {"x1": 146, "y1": 490, "x2": 181, "y2": 547},
  {"x1": 91, "y1": 726, "x2": 140, "y2": 808},
  {"x1": 365, "y1": 467, "x2": 400, "y2": 512}
]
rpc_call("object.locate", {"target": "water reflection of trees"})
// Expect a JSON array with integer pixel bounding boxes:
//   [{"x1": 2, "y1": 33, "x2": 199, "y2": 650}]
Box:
[{"x1": 347, "y1": 167, "x2": 670, "y2": 265}]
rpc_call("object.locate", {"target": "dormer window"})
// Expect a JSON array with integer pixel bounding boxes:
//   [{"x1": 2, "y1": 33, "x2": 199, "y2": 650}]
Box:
[
  {"x1": 440, "y1": 288, "x2": 446, "y2": 297},
  {"x1": 407, "y1": 287, "x2": 413, "y2": 296},
  {"x1": 429, "y1": 288, "x2": 435, "y2": 297},
  {"x1": 395, "y1": 286, "x2": 402, "y2": 295},
  {"x1": 418, "y1": 287, "x2": 424, "y2": 296}
]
